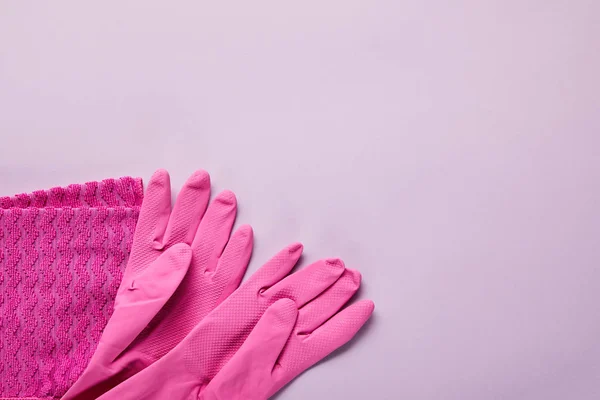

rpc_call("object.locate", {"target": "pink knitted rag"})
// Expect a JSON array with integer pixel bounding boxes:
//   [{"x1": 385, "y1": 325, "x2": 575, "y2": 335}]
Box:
[{"x1": 0, "y1": 177, "x2": 143, "y2": 399}]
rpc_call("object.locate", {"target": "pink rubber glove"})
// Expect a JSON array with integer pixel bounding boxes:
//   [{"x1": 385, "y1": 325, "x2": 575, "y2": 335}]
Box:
[
  {"x1": 96, "y1": 246, "x2": 352, "y2": 399},
  {"x1": 63, "y1": 169, "x2": 253, "y2": 399},
  {"x1": 202, "y1": 272, "x2": 374, "y2": 399}
]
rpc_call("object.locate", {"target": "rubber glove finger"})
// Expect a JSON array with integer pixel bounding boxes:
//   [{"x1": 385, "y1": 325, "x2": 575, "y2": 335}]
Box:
[
  {"x1": 191, "y1": 190, "x2": 237, "y2": 274},
  {"x1": 264, "y1": 258, "x2": 346, "y2": 307},
  {"x1": 246, "y1": 243, "x2": 304, "y2": 289},
  {"x1": 295, "y1": 268, "x2": 361, "y2": 334},
  {"x1": 162, "y1": 170, "x2": 211, "y2": 247},
  {"x1": 276, "y1": 299, "x2": 374, "y2": 379},
  {"x1": 129, "y1": 169, "x2": 172, "y2": 272},
  {"x1": 212, "y1": 224, "x2": 253, "y2": 305}
]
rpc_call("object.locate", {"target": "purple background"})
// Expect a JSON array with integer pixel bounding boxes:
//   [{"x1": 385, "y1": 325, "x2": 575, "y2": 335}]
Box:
[{"x1": 1, "y1": 1, "x2": 599, "y2": 398}]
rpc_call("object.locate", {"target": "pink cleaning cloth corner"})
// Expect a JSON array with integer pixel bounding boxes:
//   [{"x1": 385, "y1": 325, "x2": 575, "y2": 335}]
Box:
[{"x1": 0, "y1": 177, "x2": 144, "y2": 399}]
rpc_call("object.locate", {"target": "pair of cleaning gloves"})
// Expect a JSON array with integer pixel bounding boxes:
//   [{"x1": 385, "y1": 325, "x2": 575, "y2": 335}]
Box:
[{"x1": 61, "y1": 169, "x2": 374, "y2": 399}]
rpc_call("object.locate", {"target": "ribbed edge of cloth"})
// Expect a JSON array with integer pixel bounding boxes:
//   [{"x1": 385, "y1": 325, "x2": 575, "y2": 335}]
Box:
[
  {"x1": 1, "y1": 177, "x2": 143, "y2": 399},
  {"x1": 0, "y1": 177, "x2": 144, "y2": 209}
]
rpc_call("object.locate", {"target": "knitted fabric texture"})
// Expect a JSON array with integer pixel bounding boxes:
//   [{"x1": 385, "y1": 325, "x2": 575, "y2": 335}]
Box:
[{"x1": 0, "y1": 177, "x2": 143, "y2": 399}]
